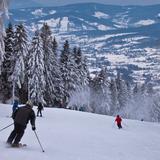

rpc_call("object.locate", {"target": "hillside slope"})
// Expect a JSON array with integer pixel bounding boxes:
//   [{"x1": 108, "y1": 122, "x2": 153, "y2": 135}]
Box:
[
  {"x1": 8, "y1": 3, "x2": 160, "y2": 85},
  {"x1": 0, "y1": 104, "x2": 160, "y2": 160}
]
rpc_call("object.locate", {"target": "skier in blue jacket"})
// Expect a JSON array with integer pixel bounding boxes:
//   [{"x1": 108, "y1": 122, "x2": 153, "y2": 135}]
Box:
[{"x1": 12, "y1": 99, "x2": 19, "y2": 113}]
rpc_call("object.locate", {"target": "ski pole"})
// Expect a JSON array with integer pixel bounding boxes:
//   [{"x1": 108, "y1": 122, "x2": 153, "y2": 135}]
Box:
[
  {"x1": 34, "y1": 130, "x2": 45, "y2": 152},
  {"x1": 0, "y1": 123, "x2": 14, "y2": 132}
]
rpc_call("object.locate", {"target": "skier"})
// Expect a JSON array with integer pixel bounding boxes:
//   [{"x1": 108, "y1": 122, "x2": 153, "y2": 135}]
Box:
[
  {"x1": 37, "y1": 102, "x2": 44, "y2": 117},
  {"x1": 12, "y1": 99, "x2": 19, "y2": 114},
  {"x1": 115, "y1": 115, "x2": 122, "y2": 129},
  {"x1": 6, "y1": 100, "x2": 36, "y2": 147}
]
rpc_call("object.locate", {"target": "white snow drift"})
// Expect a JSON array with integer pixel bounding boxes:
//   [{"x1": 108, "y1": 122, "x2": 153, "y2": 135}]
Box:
[{"x1": 0, "y1": 104, "x2": 160, "y2": 160}]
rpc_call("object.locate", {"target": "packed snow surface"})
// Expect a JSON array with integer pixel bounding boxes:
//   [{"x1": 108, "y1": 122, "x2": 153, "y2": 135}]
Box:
[
  {"x1": 134, "y1": 19, "x2": 155, "y2": 27},
  {"x1": 0, "y1": 104, "x2": 160, "y2": 160},
  {"x1": 93, "y1": 11, "x2": 110, "y2": 19}
]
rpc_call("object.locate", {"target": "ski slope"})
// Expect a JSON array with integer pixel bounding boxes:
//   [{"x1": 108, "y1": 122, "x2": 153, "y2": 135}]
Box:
[{"x1": 0, "y1": 104, "x2": 160, "y2": 160}]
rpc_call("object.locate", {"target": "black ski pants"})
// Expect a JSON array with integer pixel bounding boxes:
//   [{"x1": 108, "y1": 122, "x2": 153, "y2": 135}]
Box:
[
  {"x1": 7, "y1": 123, "x2": 26, "y2": 144},
  {"x1": 117, "y1": 123, "x2": 122, "y2": 129},
  {"x1": 37, "y1": 109, "x2": 42, "y2": 116}
]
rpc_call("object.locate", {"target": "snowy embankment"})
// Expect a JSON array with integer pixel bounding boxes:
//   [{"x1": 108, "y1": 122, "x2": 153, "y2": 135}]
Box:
[{"x1": 0, "y1": 104, "x2": 160, "y2": 160}]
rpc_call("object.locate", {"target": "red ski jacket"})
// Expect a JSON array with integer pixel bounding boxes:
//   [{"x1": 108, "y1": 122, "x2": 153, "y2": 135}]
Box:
[{"x1": 115, "y1": 116, "x2": 122, "y2": 124}]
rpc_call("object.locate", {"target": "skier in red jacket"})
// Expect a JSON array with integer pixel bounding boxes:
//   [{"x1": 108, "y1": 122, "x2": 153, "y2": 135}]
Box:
[{"x1": 115, "y1": 115, "x2": 122, "y2": 129}]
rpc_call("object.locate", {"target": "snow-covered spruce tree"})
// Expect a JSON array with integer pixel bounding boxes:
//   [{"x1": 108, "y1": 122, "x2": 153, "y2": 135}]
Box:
[
  {"x1": 60, "y1": 40, "x2": 78, "y2": 107},
  {"x1": 1, "y1": 23, "x2": 15, "y2": 102},
  {"x1": 28, "y1": 30, "x2": 45, "y2": 105},
  {"x1": 124, "y1": 83, "x2": 141, "y2": 119},
  {"x1": 124, "y1": 83, "x2": 153, "y2": 121},
  {"x1": 41, "y1": 23, "x2": 63, "y2": 106},
  {"x1": 89, "y1": 75, "x2": 102, "y2": 113},
  {"x1": 0, "y1": 0, "x2": 9, "y2": 74},
  {"x1": 12, "y1": 23, "x2": 28, "y2": 103},
  {"x1": 115, "y1": 72, "x2": 128, "y2": 112},
  {"x1": 73, "y1": 47, "x2": 81, "y2": 87},
  {"x1": 51, "y1": 37, "x2": 58, "y2": 58},
  {"x1": 146, "y1": 83, "x2": 154, "y2": 95},
  {"x1": 40, "y1": 23, "x2": 52, "y2": 105},
  {"x1": 67, "y1": 47, "x2": 90, "y2": 111},
  {"x1": 97, "y1": 67, "x2": 111, "y2": 115},
  {"x1": 89, "y1": 68, "x2": 111, "y2": 114},
  {"x1": 151, "y1": 93, "x2": 160, "y2": 122},
  {"x1": 122, "y1": 81, "x2": 133, "y2": 118},
  {"x1": 73, "y1": 47, "x2": 89, "y2": 87},
  {"x1": 50, "y1": 36, "x2": 64, "y2": 105},
  {"x1": 109, "y1": 78, "x2": 119, "y2": 115},
  {"x1": 81, "y1": 55, "x2": 90, "y2": 86}
]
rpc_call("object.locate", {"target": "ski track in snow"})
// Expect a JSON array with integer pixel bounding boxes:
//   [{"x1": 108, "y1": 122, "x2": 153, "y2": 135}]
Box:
[{"x1": 0, "y1": 104, "x2": 160, "y2": 160}]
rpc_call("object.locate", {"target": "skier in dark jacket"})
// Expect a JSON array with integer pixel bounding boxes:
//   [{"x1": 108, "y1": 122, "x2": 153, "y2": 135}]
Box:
[
  {"x1": 115, "y1": 115, "x2": 122, "y2": 129},
  {"x1": 7, "y1": 100, "x2": 36, "y2": 147},
  {"x1": 37, "y1": 102, "x2": 44, "y2": 117}
]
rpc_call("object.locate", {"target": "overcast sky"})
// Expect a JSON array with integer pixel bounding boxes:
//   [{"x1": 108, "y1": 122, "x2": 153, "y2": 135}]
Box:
[{"x1": 33, "y1": 0, "x2": 160, "y2": 6}]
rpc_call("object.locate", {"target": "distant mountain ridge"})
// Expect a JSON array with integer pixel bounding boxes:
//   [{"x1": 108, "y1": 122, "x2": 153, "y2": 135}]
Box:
[
  {"x1": 8, "y1": 3, "x2": 160, "y2": 87},
  {"x1": 10, "y1": 0, "x2": 43, "y2": 9}
]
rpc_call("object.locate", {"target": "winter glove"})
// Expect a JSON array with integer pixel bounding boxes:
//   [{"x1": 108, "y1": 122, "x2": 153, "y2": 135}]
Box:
[{"x1": 32, "y1": 126, "x2": 36, "y2": 131}]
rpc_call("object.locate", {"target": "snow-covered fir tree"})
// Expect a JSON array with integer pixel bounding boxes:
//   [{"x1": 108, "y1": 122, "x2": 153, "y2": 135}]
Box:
[
  {"x1": 97, "y1": 67, "x2": 111, "y2": 114},
  {"x1": 1, "y1": 23, "x2": 15, "y2": 102},
  {"x1": 81, "y1": 55, "x2": 90, "y2": 86},
  {"x1": 60, "y1": 40, "x2": 78, "y2": 106},
  {"x1": 66, "y1": 47, "x2": 90, "y2": 110},
  {"x1": 151, "y1": 93, "x2": 160, "y2": 122},
  {"x1": 109, "y1": 78, "x2": 119, "y2": 115},
  {"x1": 12, "y1": 23, "x2": 28, "y2": 102},
  {"x1": 41, "y1": 23, "x2": 63, "y2": 106},
  {"x1": 73, "y1": 47, "x2": 89, "y2": 87},
  {"x1": 89, "y1": 68, "x2": 111, "y2": 114},
  {"x1": 40, "y1": 23, "x2": 53, "y2": 105},
  {"x1": 0, "y1": 0, "x2": 9, "y2": 74},
  {"x1": 89, "y1": 71, "x2": 107, "y2": 114},
  {"x1": 28, "y1": 30, "x2": 45, "y2": 105},
  {"x1": 51, "y1": 37, "x2": 58, "y2": 58},
  {"x1": 123, "y1": 83, "x2": 153, "y2": 121},
  {"x1": 116, "y1": 72, "x2": 128, "y2": 111},
  {"x1": 48, "y1": 36, "x2": 64, "y2": 105}
]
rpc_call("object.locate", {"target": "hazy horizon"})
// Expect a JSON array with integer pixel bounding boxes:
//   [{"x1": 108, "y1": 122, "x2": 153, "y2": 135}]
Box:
[
  {"x1": 33, "y1": 0, "x2": 160, "y2": 6},
  {"x1": 9, "y1": 0, "x2": 160, "y2": 9}
]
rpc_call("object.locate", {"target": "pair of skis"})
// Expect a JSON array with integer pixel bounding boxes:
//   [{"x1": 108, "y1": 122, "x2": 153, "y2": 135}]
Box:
[{"x1": 7, "y1": 143, "x2": 27, "y2": 148}]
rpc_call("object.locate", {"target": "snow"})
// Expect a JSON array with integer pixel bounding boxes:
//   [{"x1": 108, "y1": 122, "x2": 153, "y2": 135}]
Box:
[
  {"x1": 0, "y1": 104, "x2": 160, "y2": 160},
  {"x1": 82, "y1": 24, "x2": 88, "y2": 30},
  {"x1": 31, "y1": 9, "x2": 47, "y2": 17},
  {"x1": 88, "y1": 32, "x2": 136, "y2": 43},
  {"x1": 113, "y1": 12, "x2": 130, "y2": 28},
  {"x1": 93, "y1": 11, "x2": 110, "y2": 19},
  {"x1": 19, "y1": 9, "x2": 26, "y2": 12},
  {"x1": 134, "y1": 19, "x2": 155, "y2": 27},
  {"x1": 39, "y1": 18, "x2": 60, "y2": 28},
  {"x1": 105, "y1": 54, "x2": 129, "y2": 64},
  {"x1": 97, "y1": 24, "x2": 112, "y2": 31},
  {"x1": 49, "y1": 10, "x2": 56, "y2": 15},
  {"x1": 89, "y1": 67, "x2": 101, "y2": 73},
  {"x1": 59, "y1": 17, "x2": 69, "y2": 32},
  {"x1": 0, "y1": 11, "x2": 3, "y2": 16},
  {"x1": 94, "y1": 42, "x2": 106, "y2": 50},
  {"x1": 105, "y1": 53, "x2": 149, "y2": 68}
]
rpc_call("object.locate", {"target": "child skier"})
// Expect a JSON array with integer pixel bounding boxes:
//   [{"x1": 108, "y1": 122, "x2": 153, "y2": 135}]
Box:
[{"x1": 115, "y1": 115, "x2": 122, "y2": 129}]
